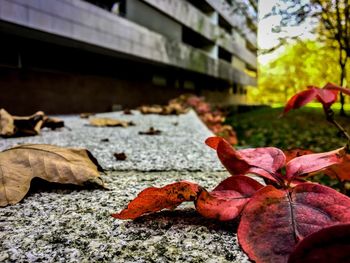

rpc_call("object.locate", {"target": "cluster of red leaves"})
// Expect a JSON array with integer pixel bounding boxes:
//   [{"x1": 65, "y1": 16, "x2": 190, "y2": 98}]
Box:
[
  {"x1": 283, "y1": 82, "x2": 350, "y2": 114},
  {"x1": 182, "y1": 95, "x2": 238, "y2": 145},
  {"x1": 113, "y1": 137, "x2": 350, "y2": 263}
]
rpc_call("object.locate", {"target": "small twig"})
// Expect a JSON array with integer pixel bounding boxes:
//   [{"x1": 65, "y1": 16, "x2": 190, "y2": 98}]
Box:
[{"x1": 324, "y1": 107, "x2": 350, "y2": 151}]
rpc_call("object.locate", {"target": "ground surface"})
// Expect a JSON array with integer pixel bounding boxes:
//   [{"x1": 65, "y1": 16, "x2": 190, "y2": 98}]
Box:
[
  {"x1": 229, "y1": 107, "x2": 350, "y2": 151},
  {"x1": 0, "y1": 110, "x2": 250, "y2": 263}
]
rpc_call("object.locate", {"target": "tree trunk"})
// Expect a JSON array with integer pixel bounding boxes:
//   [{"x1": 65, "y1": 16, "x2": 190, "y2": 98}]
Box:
[{"x1": 339, "y1": 55, "x2": 347, "y2": 116}]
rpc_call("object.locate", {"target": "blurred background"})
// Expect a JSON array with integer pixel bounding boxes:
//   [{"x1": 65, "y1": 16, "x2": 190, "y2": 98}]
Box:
[{"x1": 0, "y1": 0, "x2": 349, "y2": 152}]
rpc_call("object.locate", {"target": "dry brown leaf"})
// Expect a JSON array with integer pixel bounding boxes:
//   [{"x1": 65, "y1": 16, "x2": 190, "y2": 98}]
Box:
[
  {"x1": 139, "y1": 103, "x2": 188, "y2": 115},
  {"x1": 139, "y1": 105, "x2": 163, "y2": 114},
  {"x1": 114, "y1": 152, "x2": 127, "y2": 161},
  {"x1": 0, "y1": 144, "x2": 105, "y2": 206},
  {"x1": 80, "y1": 113, "x2": 95, "y2": 119},
  {"x1": 89, "y1": 118, "x2": 134, "y2": 127},
  {"x1": 138, "y1": 127, "x2": 162, "y2": 135},
  {"x1": 42, "y1": 116, "x2": 65, "y2": 130},
  {"x1": 0, "y1": 109, "x2": 64, "y2": 137}
]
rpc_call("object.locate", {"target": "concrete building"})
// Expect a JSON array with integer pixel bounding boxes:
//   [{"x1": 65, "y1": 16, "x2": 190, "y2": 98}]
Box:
[{"x1": 0, "y1": 0, "x2": 257, "y2": 114}]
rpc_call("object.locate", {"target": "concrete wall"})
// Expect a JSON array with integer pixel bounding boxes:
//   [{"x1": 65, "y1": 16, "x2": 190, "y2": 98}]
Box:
[
  {"x1": 0, "y1": 0, "x2": 255, "y2": 85},
  {"x1": 125, "y1": 0, "x2": 181, "y2": 42}
]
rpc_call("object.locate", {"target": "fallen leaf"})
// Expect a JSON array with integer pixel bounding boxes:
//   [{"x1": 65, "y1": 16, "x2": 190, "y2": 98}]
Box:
[
  {"x1": 0, "y1": 109, "x2": 64, "y2": 137},
  {"x1": 113, "y1": 176, "x2": 264, "y2": 221},
  {"x1": 112, "y1": 181, "x2": 201, "y2": 219},
  {"x1": 42, "y1": 116, "x2": 65, "y2": 130},
  {"x1": 138, "y1": 127, "x2": 161, "y2": 135},
  {"x1": 80, "y1": 113, "x2": 95, "y2": 119},
  {"x1": 114, "y1": 152, "x2": 127, "y2": 161},
  {"x1": 123, "y1": 109, "x2": 133, "y2": 115},
  {"x1": 238, "y1": 183, "x2": 350, "y2": 263},
  {"x1": 0, "y1": 144, "x2": 105, "y2": 206},
  {"x1": 288, "y1": 223, "x2": 350, "y2": 263},
  {"x1": 139, "y1": 105, "x2": 163, "y2": 114},
  {"x1": 89, "y1": 118, "x2": 134, "y2": 127}
]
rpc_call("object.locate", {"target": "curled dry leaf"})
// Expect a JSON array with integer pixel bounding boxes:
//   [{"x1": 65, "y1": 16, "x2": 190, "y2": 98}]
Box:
[
  {"x1": 139, "y1": 102, "x2": 189, "y2": 116},
  {"x1": 238, "y1": 183, "x2": 350, "y2": 263},
  {"x1": 138, "y1": 127, "x2": 162, "y2": 135},
  {"x1": 139, "y1": 105, "x2": 163, "y2": 114},
  {"x1": 114, "y1": 152, "x2": 127, "y2": 161},
  {"x1": 288, "y1": 223, "x2": 350, "y2": 263},
  {"x1": 0, "y1": 109, "x2": 64, "y2": 137},
  {"x1": 89, "y1": 118, "x2": 134, "y2": 127},
  {"x1": 80, "y1": 112, "x2": 95, "y2": 119},
  {"x1": 0, "y1": 144, "x2": 105, "y2": 206}
]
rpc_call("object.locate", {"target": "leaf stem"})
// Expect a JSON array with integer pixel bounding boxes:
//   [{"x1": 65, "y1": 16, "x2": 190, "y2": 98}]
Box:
[{"x1": 324, "y1": 107, "x2": 350, "y2": 151}]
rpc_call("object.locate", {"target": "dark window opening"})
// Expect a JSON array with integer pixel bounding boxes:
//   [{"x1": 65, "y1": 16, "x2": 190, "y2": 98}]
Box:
[
  {"x1": 182, "y1": 27, "x2": 214, "y2": 50},
  {"x1": 187, "y1": 0, "x2": 214, "y2": 14},
  {"x1": 219, "y1": 16, "x2": 232, "y2": 34},
  {"x1": 218, "y1": 47, "x2": 231, "y2": 63}
]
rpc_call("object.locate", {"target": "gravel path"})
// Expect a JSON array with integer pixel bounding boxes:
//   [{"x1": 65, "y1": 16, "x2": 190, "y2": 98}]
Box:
[{"x1": 0, "y1": 110, "x2": 250, "y2": 263}]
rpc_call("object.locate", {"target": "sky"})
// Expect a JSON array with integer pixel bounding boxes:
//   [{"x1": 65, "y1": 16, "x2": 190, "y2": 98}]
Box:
[{"x1": 258, "y1": 0, "x2": 315, "y2": 65}]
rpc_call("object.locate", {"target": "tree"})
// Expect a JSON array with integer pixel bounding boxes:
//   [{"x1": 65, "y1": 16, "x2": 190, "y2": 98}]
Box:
[
  {"x1": 251, "y1": 40, "x2": 349, "y2": 104},
  {"x1": 264, "y1": 0, "x2": 350, "y2": 115}
]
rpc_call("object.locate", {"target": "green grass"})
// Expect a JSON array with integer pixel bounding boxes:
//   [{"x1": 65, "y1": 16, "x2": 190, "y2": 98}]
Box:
[{"x1": 227, "y1": 106, "x2": 350, "y2": 152}]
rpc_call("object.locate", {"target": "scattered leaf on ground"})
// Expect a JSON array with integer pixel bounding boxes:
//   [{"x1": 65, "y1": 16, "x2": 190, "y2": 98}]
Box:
[
  {"x1": 42, "y1": 116, "x2": 65, "y2": 130},
  {"x1": 113, "y1": 176, "x2": 264, "y2": 221},
  {"x1": 138, "y1": 127, "x2": 161, "y2": 135},
  {"x1": 114, "y1": 152, "x2": 127, "y2": 161},
  {"x1": 80, "y1": 113, "x2": 95, "y2": 119},
  {"x1": 89, "y1": 118, "x2": 134, "y2": 127},
  {"x1": 112, "y1": 181, "x2": 201, "y2": 219},
  {"x1": 0, "y1": 109, "x2": 64, "y2": 137},
  {"x1": 139, "y1": 105, "x2": 163, "y2": 114},
  {"x1": 0, "y1": 144, "x2": 105, "y2": 206},
  {"x1": 123, "y1": 109, "x2": 133, "y2": 115},
  {"x1": 288, "y1": 223, "x2": 350, "y2": 263}
]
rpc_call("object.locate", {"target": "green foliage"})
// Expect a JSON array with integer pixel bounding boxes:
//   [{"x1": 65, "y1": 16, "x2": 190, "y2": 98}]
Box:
[
  {"x1": 251, "y1": 40, "x2": 349, "y2": 104},
  {"x1": 227, "y1": 107, "x2": 349, "y2": 152}
]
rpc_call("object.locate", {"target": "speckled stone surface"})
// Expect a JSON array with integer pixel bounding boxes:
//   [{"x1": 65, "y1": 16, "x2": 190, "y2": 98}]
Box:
[
  {"x1": 0, "y1": 110, "x2": 251, "y2": 262},
  {"x1": 0, "y1": 110, "x2": 224, "y2": 171},
  {"x1": 0, "y1": 171, "x2": 250, "y2": 263}
]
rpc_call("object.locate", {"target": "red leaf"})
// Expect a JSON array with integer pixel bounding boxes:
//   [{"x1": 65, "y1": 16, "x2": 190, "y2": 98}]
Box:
[
  {"x1": 283, "y1": 88, "x2": 318, "y2": 114},
  {"x1": 205, "y1": 137, "x2": 250, "y2": 176},
  {"x1": 113, "y1": 175, "x2": 264, "y2": 222},
  {"x1": 315, "y1": 88, "x2": 338, "y2": 109},
  {"x1": 112, "y1": 181, "x2": 201, "y2": 219},
  {"x1": 286, "y1": 147, "x2": 345, "y2": 181},
  {"x1": 284, "y1": 83, "x2": 350, "y2": 114},
  {"x1": 195, "y1": 176, "x2": 264, "y2": 221},
  {"x1": 288, "y1": 223, "x2": 350, "y2": 263},
  {"x1": 238, "y1": 183, "x2": 350, "y2": 263},
  {"x1": 323, "y1": 82, "x2": 350, "y2": 96},
  {"x1": 283, "y1": 149, "x2": 313, "y2": 163},
  {"x1": 206, "y1": 137, "x2": 285, "y2": 182},
  {"x1": 213, "y1": 175, "x2": 264, "y2": 194},
  {"x1": 324, "y1": 153, "x2": 350, "y2": 181}
]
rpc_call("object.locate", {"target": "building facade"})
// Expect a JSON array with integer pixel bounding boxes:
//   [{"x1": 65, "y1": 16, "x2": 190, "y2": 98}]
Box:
[{"x1": 0, "y1": 0, "x2": 257, "y2": 114}]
